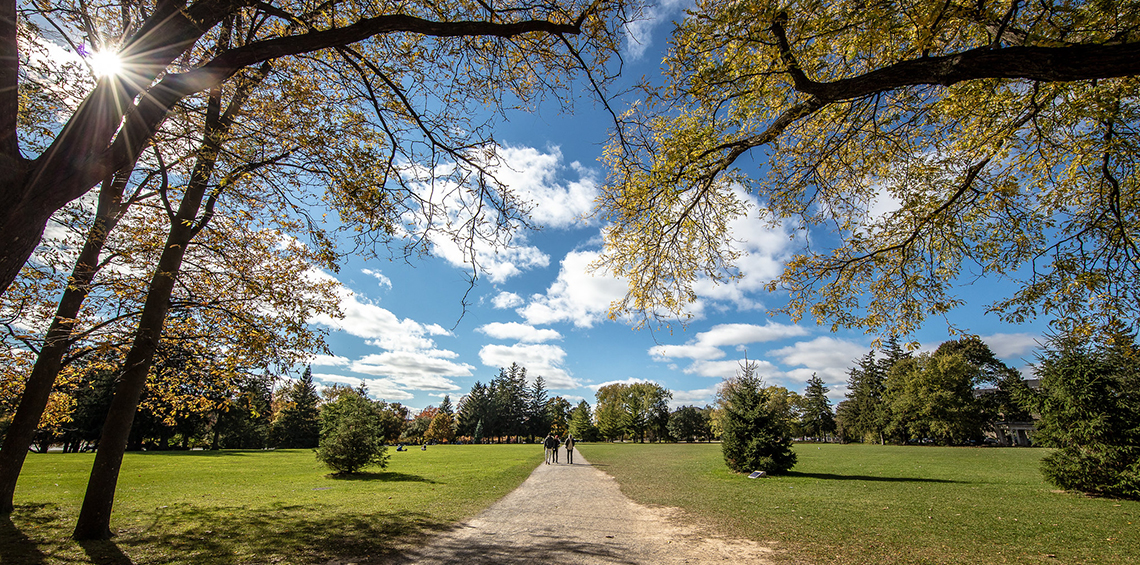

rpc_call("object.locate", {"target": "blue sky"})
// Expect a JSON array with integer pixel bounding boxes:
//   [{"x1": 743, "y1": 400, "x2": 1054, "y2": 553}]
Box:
[{"x1": 298, "y1": 2, "x2": 1050, "y2": 411}]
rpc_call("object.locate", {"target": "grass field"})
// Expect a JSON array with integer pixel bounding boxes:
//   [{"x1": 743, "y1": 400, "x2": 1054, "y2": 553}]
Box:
[
  {"x1": 1, "y1": 445, "x2": 540, "y2": 564},
  {"x1": 578, "y1": 442, "x2": 1139, "y2": 565}
]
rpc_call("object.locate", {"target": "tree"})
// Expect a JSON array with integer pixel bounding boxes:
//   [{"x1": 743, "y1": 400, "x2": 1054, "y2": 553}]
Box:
[
  {"x1": 667, "y1": 405, "x2": 710, "y2": 442},
  {"x1": 1, "y1": 0, "x2": 630, "y2": 302},
  {"x1": 799, "y1": 374, "x2": 835, "y2": 441},
  {"x1": 316, "y1": 391, "x2": 389, "y2": 474},
  {"x1": 568, "y1": 400, "x2": 599, "y2": 441},
  {"x1": 595, "y1": 384, "x2": 630, "y2": 441},
  {"x1": 457, "y1": 381, "x2": 491, "y2": 439},
  {"x1": 840, "y1": 351, "x2": 888, "y2": 444},
  {"x1": 719, "y1": 359, "x2": 796, "y2": 475},
  {"x1": 1029, "y1": 326, "x2": 1140, "y2": 499},
  {"x1": 884, "y1": 352, "x2": 986, "y2": 445},
  {"x1": 545, "y1": 396, "x2": 573, "y2": 436},
  {"x1": 492, "y1": 364, "x2": 528, "y2": 441},
  {"x1": 269, "y1": 368, "x2": 321, "y2": 449},
  {"x1": 375, "y1": 401, "x2": 408, "y2": 444},
  {"x1": 424, "y1": 411, "x2": 456, "y2": 443},
  {"x1": 598, "y1": 0, "x2": 1140, "y2": 338},
  {"x1": 527, "y1": 376, "x2": 549, "y2": 439}
]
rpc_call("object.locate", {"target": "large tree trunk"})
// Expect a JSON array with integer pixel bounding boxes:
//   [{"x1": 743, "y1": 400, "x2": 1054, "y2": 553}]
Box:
[
  {"x1": 72, "y1": 67, "x2": 263, "y2": 538},
  {"x1": 0, "y1": 172, "x2": 131, "y2": 514},
  {"x1": 71, "y1": 165, "x2": 209, "y2": 540}
]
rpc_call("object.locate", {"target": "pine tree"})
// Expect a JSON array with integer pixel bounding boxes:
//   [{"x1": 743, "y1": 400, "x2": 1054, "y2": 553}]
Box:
[
  {"x1": 800, "y1": 374, "x2": 835, "y2": 441},
  {"x1": 527, "y1": 375, "x2": 549, "y2": 440},
  {"x1": 719, "y1": 360, "x2": 797, "y2": 474},
  {"x1": 1032, "y1": 326, "x2": 1140, "y2": 499},
  {"x1": 270, "y1": 367, "x2": 320, "y2": 449}
]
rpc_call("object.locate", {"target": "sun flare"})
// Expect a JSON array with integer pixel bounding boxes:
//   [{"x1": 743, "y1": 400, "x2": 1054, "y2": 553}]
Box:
[{"x1": 89, "y1": 50, "x2": 122, "y2": 77}]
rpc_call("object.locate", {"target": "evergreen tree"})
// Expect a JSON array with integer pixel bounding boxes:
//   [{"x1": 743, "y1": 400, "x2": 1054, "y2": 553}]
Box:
[
  {"x1": 568, "y1": 400, "x2": 599, "y2": 442},
  {"x1": 1031, "y1": 326, "x2": 1140, "y2": 499},
  {"x1": 527, "y1": 375, "x2": 549, "y2": 439},
  {"x1": 214, "y1": 376, "x2": 274, "y2": 449},
  {"x1": 800, "y1": 374, "x2": 836, "y2": 440},
  {"x1": 492, "y1": 363, "x2": 528, "y2": 440},
  {"x1": 270, "y1": 367, "x2": 320, "y2": 449},
  {"x1": 719, "y1": 360, "x2": 797, "y2": 474},
  {"x1": 457, "y1": 382, "x2": 490, "y2": 438},
  {"x1": 439, "y1": 394, "x2": 454, "y2": 415},
  {"x1": 316, "y1": 390, "x2": 388, "y2": 474}
]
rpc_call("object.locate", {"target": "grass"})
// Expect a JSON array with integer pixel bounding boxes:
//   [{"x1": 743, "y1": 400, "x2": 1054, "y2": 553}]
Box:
[
  {"x1": 1, "y1": 445, "x2": 540, "y2": 564},
  {"x1": 578, "y1": 442, "x2": 1140, "y2": 565}
]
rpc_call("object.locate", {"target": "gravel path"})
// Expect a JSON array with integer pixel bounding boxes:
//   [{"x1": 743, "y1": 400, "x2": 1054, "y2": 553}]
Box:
[{"x1": 390, "y1": 446, "x2": 774, "y2": 565}]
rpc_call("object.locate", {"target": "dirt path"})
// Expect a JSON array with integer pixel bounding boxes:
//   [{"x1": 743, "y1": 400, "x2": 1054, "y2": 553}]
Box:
[{"x1": 389, "y1": 447, "x2": 774, "y2": 565}]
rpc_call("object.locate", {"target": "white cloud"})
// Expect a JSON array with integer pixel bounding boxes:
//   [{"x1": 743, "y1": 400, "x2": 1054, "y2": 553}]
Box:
[
  {"x1": 585, "y1": 377, "x2": 657, "y2": 391},
  {"x1": 683, "y1": 358, "x2": 781, "y2": 379},
  {"x1": 519, "y1": 249, "x2": 628, "y2": 328},
  {"x1": 431, "y1": 237, "x2": 550, "y2": 283},
  {"x1": 311, "y1": 279, "x2": 450, "y2": 351},
  {"x1": 307, "y1": 354, "x2": 351, "y2": 367},
  {"x1": 669, "y1": 386, "x2": 719, "y2": 409},
  {"x1": 494, "y1": 145, "x2": 598, "y2": 229},
  {"x1": 492, "y1": 291, "x2": 524, "y2": 309},
  {"x1": 982, "y1": 333, "x2": 1041, "y2": 359},
  {"x1": 478, "y1": 322, "x2": 562, "y2": 343},
  {"x1": 650, "y1": 322, "x2": 810, "y2": 362},
  {"x1": 309, "y1": 269, "x2": 471, "y2": 393},
  {"x1": 624, "y1": 0, "x2": 693, "y2": 60},
  {"x1": 767, "y1": 336, "x2": 868, "y2": 385},
  {"x1": 690, "y1": 189, "x2": 799, "y2": 311},
  {"x1": 351, "y1": 351, "x2": 470, "y2": 391},
  {"x1": 361, "y1": 268, "x2": 392, "y2": 289},
  {"x1": 311, "y1": 373, "x2": 417, "y2": 401},
  {"x1": 478, "y1": 343, "x2": 577, "y2": 388}
]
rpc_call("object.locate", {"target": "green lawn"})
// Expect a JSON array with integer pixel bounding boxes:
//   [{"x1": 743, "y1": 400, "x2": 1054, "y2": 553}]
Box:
[
  {"x1": 578, "y1": 442, "x2": 1139, "y2": 565},
  {"x1": 2, "y1": 445, "x2": 539, "y2": 564}
]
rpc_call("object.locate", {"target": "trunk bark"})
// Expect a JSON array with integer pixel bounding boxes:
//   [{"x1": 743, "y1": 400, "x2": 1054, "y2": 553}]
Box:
[{"x1": 0, "y1": 172, "x2": 131, "y2": 514}]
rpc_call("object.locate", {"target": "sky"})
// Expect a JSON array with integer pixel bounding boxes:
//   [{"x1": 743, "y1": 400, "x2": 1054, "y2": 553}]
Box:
[{"x1": 296, "y1": 1, "x2": 1051, "y2": 412}]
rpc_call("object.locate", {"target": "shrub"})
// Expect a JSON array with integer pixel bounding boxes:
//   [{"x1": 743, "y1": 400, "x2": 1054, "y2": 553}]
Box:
[
  {"x1": 720, "y1": 360, "x2": 797, "y2": 474},
  {"x1": 316, "y1": 392, "x2": 389, "y2": 474}
]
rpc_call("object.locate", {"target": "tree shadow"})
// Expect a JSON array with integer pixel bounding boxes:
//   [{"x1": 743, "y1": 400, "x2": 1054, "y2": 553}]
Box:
[
  {"x1": 785, "y1": 471, "x2": 960, "y2": 484},
  {"x1": 325, "y1": 471, "x2": 440, "y2": 483},
  {"x1": 116, "y1": 503, "x2": 456, "y2": 564},
  {"x1": 383, "y1": 531, "x2": 640, "y2": 565},
  {"x1": 78, "y1": 539, "x2": 133, "y2": 565},
  {"x1": 0, "y1": 509, "x2": 49, "y2": 565},
  {"x1": 4, "y1": 501, "x2": 458, "y2": 564}
]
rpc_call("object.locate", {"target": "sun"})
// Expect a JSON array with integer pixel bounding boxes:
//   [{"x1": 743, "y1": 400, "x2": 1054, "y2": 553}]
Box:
[{"x1": 89, "y1": 50, "x2": 123, "y2": 77}]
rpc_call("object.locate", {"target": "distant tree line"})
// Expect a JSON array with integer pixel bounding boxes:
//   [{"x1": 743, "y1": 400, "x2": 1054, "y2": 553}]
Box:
[{"x1": 835, "y1": 336, "x2": 1032, "y2": 446}]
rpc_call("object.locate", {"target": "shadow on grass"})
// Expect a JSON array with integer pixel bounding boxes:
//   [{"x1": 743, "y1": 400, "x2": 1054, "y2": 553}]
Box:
[
  {"x1": 5, "y1": 501, "x2": 456, "y2": 565},
  {"x1": 326, "y1": 471, "x2": 439, "y2": 483},
  {"x1": 1, "y1": 509, "x2": 49, "y2": 565},
  {"x1": 78, "y1": 539, "x2": 133, "y2": 565},
  {"x1": 785, "y1": 471, "x2": 960, "y2": 484},
  {"x1": 385, "y1": 531, "x2": 640, "y2": 565}
]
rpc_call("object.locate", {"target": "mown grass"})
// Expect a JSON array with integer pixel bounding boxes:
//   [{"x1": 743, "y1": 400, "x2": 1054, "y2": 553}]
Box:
[
  {"x1": 578, "y1": 442, "x2": 1139, "y2": 565},
  {"x1": 1, "y1": 445, "x2": 540, "y2": 564}
]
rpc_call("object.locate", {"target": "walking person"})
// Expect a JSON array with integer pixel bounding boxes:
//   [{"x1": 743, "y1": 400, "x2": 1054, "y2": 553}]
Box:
[
  {"x1": 543, "y1": 433, "x2": 554, "y2": 464},
  {"x1": 552, "y1": 434, "x2": 561, "y2": 463},
  {"x1": 564, "y1": 435, "x2": 575, "y2": 464}
]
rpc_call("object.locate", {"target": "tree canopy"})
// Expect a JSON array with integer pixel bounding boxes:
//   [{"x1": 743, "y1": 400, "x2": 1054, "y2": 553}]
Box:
[{"x1": 599, "y1": 0, "x2": 1140, "y2": 337}]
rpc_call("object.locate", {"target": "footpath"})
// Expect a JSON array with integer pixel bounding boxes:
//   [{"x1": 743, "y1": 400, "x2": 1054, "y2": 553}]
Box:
[{"x1": 390, "y1": 447, "x2": 774, "y2": 565}]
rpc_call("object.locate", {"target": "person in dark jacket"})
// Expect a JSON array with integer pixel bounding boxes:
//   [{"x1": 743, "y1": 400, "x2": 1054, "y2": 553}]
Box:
[
  {"x1": 564, "y1": 435, "x2": 576, "y2": 464},
  {"x1": 543, "y1": 433, "x2": 554, "y2": 464},
  {"x1": 552, "y1": 434, "x2": 561, "y2": 463}
]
